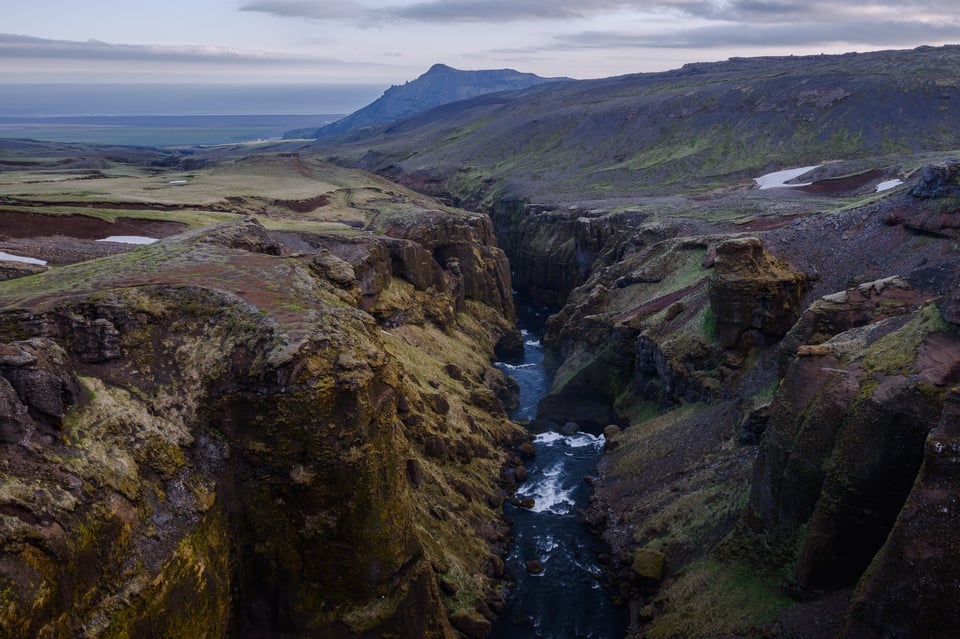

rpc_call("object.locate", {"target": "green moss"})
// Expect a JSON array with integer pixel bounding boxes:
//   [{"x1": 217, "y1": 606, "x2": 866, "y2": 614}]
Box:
[
  {"x1": 699, "y1": 305, "x2": 717, "y2": 343},
  {"x1": 438, "y1": 564, "x2": 482, "y2": 614},
  {"x1": 860, "y1": 304, "x2": 953, "y2": 375},
  {"x1": 647, "y1": 557, "x2": 793, "y2": 639},
  {"x1": 101, "y1": 509, "x2": 231, "y2": 639},
  {"x1": 635, "y1": 483, "x2": 750, "y2": 557},
  {"x1": 610, "y1": 402, "x2": 707, "y2": 478}
]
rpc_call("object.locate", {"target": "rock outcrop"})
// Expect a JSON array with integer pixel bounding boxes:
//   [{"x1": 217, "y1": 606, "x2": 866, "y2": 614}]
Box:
[
  {"x1": 750, "y1": 291, "x2": 960, "y2": 632},
  {"x1": 0, "y1": 260, "x2": 47, "y2": 281},
  {"x1": 0, "y1": 217, "x2": 522, "y2": 638},
  {"x1": 883, "y1": 159, "x2": 960, "y2": 238},
  {"x1": 841, "y1": 390, "x2": 960, "y2": 637},
  {"x1": 708, "y1": 237, "x2": 808, "y2": 351}
]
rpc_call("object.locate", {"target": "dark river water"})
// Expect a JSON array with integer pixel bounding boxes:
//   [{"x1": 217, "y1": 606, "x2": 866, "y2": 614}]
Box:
[{"x1": 491, "y1": 304, "x2": 628, "y2": 639}]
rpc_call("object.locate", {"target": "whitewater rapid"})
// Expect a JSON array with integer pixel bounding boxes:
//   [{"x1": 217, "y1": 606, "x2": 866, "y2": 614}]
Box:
[{"x1": 492, "y1": 307, "x2": 627, "y2": 638}]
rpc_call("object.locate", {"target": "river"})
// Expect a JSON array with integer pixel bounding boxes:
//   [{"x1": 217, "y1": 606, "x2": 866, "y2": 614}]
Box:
[{"x1": 491, "y1": 303, "x2": 628, "y2": 639}]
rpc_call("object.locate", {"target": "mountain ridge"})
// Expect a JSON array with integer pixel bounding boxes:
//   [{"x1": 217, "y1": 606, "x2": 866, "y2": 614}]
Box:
[{"x1": 284, "y1": 63, "x2": 570, "y2": 140}]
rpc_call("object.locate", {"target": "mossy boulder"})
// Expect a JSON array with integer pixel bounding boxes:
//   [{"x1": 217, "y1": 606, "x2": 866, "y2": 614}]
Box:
[{"x1": 632, "y1": 547, "x2": 666, "y2": 584}]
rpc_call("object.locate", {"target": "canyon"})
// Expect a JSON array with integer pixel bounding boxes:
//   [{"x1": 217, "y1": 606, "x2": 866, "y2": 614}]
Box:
[{"x1": 3, "y1": 45, "x2": 960, "y2": 638}]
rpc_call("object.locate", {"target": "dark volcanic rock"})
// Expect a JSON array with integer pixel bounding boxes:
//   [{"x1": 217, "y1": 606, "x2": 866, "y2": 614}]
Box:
[
  {"x1": 841, "y1": 390, "x2": 960, "y2": 638},
  {"x1": 0, "y1": 338, "x2": 82, "y2": 435},
  {"x1": 908, "y1": 159, "x2": 960, "y2": 199},
  {"x1": 884, "y1": 160, "x2": 960, "y2": 238},
  {"x1": 751, "y1": 304, "x2": 960, "y2": 595}
]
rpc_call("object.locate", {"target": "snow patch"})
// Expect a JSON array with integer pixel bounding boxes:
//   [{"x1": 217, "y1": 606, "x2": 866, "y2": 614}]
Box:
[
  {"x1": 754, "y1": 165, "x2": 822, "y2": 189},
  {"x1": 0, "y1": 251, "x2": 46, "y2": 266}
]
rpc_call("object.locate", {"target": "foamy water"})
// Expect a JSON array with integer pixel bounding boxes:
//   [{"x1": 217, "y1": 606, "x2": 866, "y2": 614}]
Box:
[{"x1": 492, "y1": 302, "x2": 627, "y2": 638}]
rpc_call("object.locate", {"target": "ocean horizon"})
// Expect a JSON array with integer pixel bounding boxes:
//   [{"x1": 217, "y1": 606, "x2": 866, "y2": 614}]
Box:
[
  {"x1": 0, "y1": 83, "x2": 386, "y2": 146},
  {"x1": 0, "y1": 83, "x2": 386, "y2": 117}
]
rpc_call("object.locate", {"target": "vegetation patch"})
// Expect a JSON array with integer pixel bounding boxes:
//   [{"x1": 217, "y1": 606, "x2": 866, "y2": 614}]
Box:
[{"x1": 646, "y1": 557, "x2": 793, "y2": 639}]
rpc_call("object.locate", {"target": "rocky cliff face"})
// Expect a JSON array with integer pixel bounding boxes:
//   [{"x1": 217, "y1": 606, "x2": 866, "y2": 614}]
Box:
[
  {"x1": 708, "y1": 237, "x2": 808, "y2": 351},
  {"x1": 0, "y1": 216, "x2": 522, "y2": 638}
]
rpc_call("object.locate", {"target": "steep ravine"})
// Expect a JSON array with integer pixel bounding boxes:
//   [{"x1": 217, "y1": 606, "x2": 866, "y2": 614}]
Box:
[
  {"x1": 491, "y1": 303, "x2": 628, "y2": 638},
  {"x1": 402, "y1": 159, "x2": 960, "y2": 637}
]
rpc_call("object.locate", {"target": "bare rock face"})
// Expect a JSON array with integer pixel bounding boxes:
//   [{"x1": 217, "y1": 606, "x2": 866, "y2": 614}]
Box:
[
  {"x1": 750, "y1": 300, "x2": 960, "y2": 619},
  {"x1": 841, "y1": 391, "x2": 960, "y2": 638},
  {"x1": 884, "y1": 159, "x2": 960, "y2": 238},
  {"x1": 778, "y1": 275, "x2": 936, "y2": 376},
  {"x1": 709, "y1": 237, "x2": 808, "y2": 351},
  {"x1": 0, "y1": 338, "x2": 82, "y2": 442},
  {"x1": 492, "y1": 205, "x2": 653, "y2": 308},
  {"x1": 908, "y1": 159, "x2": 960, "y2": 200},
  {"x1": 383, "y1": 210, "x2": 516, "y2": 321}
]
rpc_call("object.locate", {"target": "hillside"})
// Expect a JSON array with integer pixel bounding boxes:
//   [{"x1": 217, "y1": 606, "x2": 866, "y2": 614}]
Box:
[
  {"x1": 317, "y1": 45, "x2": 960, "y2": 204},
  {"x1": 285, "y1": 63, "x2": 569, "y2": 141}
]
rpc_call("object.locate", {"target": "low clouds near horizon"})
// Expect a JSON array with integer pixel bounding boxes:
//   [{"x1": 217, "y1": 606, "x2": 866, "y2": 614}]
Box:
[
  {"x1": 0, "y1": 32, "x2": 406, "y2": 83},
  {"x1": 241, "y1": 0, "x2": 960, "y2": 35}
]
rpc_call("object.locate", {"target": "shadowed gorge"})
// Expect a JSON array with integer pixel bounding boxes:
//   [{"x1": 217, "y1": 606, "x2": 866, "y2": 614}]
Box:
[{"x1": 312, "y1": 45, "x2": 960, "y2": 638}]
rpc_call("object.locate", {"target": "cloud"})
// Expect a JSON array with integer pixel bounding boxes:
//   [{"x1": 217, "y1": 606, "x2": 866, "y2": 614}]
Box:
[
  {"x1": 552, "y1": 19, "x2": 960, "y2": 50},
  {"x1": 0, "y1": 33, "x2": 338, "y2": 65},
  {"x1": 386, "y1": 0, "x2": 627, "y2": 22},
  {"x1": 239, "y1": 0, "x2": 371, "y2": 20},
  {"x1": 239, "y1": 0, "x2": 960, "y2": 25}
]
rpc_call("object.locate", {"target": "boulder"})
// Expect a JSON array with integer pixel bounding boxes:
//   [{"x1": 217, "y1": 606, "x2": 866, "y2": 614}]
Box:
[
  {"x1": 632, "y1": 547, "x2": 666, "y2": 584},
  {"x1": 449, "y1": 609, "x2": 492, "y2": 639}
]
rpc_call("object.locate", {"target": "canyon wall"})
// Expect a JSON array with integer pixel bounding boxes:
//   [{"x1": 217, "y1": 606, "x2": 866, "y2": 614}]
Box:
[{"x1": 0, "y1": 216, "x2": 522, "y2": 638}]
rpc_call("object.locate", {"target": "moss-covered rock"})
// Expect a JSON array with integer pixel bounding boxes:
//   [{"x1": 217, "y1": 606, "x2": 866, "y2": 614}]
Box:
[
  {"x1": 750, "y1": 302, "x2": 960, "y2": 599},
  {"x1": 0, "y1": 217, "x2": 521, "y2": 638},
  {"x1": 709, "y1": 236, "x2": 808, "y2": 351}
]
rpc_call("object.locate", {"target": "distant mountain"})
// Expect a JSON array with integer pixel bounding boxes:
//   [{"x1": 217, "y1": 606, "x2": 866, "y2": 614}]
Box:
[{"x1": 284, "y1": 63, "x2": 569, "y2": 140}]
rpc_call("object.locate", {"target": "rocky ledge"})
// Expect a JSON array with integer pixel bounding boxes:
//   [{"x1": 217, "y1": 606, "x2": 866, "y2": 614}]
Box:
[{"x1": 0, "y1": 215, "x2": 523, "y2": 638}]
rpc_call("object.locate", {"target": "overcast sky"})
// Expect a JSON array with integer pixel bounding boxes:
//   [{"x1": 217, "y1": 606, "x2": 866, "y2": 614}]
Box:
[{"x1": 3, "y1": 0, "x2": 960, "y2": 88}]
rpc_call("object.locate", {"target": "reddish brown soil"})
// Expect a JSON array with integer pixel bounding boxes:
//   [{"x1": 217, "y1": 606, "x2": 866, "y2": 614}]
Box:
[
  {"x1": 0, "y1": 211, "x2": 186, "y2": 240},
  {"x1": 0, "y1": 211, "x2": 187, "y2": 265},
  {"x1": 798, "y1": 169, "x2": 883, "y2": 196}
]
